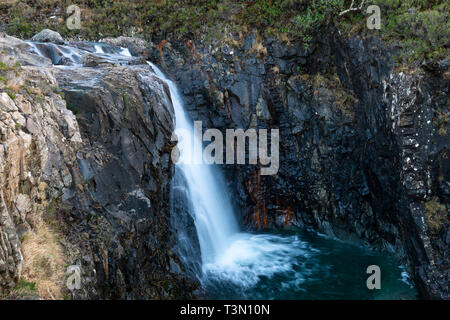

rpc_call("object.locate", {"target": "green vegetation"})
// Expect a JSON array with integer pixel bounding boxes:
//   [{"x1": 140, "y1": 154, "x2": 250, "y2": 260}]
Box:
[
  {"x1": 5, "y1": 87, "x2": 17, "y2": 99},
  {"x1": 340, "y1": 0, "x2": 449, "y2": 67},
  {"x1": 6, "y1": 17, "x2": 37, "y2": 39},
  {"x1": 0, "y1": 0, "x2": 347, "y2": 43},
  {"x1": 16, "y1": 279, "x2": 37, "y2": 292},
  {"x1": 0, "y1": 61, "x2": 22, "y2": 76},
  {"x1": 66, "y1": 103, "x2": 79, "y2": 115},
  {"x1": 121, "y1": 92, "x2": 129, "y2": 110},
  {"x1": 1, "y1": 279, "x2": 38, "y2": 299},
  {"x1": 0, "y1": 0, "x2": 448, "y2": 66}
]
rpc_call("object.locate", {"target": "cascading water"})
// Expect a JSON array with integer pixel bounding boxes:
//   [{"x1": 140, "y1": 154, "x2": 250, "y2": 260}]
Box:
[
  {"x1": 26, "y1": 40, "x2": 418, "y2": 299},
  {"x1": 148, "y1": 62, "x2": 239, "y2": 265}
]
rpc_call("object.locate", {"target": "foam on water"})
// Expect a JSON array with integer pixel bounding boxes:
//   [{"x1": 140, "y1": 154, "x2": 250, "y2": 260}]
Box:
[{"x1": 203, "y1": 233, "x2": 317, "y2": 288}]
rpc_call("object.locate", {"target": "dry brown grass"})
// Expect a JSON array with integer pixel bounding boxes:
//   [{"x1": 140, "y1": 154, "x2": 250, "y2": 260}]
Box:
[
  {"x1": 5, "y1": 81, "x2": 20, "y2": 93},
  {"x1": 249, "y1": 42, "x2": 268, "y2": 59},
  {"x1": 434, "y1": 109, "x2": 448, "y2": 136},
  {"x1": 424, "y1": 198, "x2": 448, "y2": 235},
  {"x1": 19, "y1": 219, "x2": 66, "y2": 300},
  {"x1": 299, "y1": 73, "x2": 358, "y2": 117}
]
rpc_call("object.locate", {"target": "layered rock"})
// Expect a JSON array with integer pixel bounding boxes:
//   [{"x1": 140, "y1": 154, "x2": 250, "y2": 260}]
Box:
[
  {"x1": 0, "y1": 33, "x2": 81, "y2": 295},
  {"x1": 386, "y1": 71, "x2": 449, "y2": 298},
  {"x1": 0, "y1": 33, "x2": 196, "y2": 299}
]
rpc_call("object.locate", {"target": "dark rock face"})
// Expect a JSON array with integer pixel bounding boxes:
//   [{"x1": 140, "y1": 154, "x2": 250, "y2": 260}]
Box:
[
  {"x1": 56, "y1": 64, "x2": 197, "y2": 299},
  {"x1": 144, "y1": 31, "x2": 449, "y2": 299},
  {"x1": 386, "y1": 71, "x2": 449, "y2": 299}
]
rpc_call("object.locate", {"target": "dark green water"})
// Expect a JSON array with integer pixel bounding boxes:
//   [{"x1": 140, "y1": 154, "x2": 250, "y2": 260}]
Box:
[{"x1": 203, "y1": 230, "x2": 419, "y2": 300}]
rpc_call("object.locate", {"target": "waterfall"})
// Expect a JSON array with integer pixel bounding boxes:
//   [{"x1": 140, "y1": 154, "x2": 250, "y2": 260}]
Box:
[
  {"x1": 22, "y1": 39, "x2": 417, "y2": 299},
  {"x1": 148, "y1": 62, "x2": 239, "y2": 265},
  {"x1": 147, "y1": 63, "x2": 314, "y2": 291}
]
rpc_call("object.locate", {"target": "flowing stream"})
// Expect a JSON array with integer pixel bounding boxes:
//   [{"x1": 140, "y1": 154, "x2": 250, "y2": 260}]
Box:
[{"x1": 27, "y1": 41, "x2": 419, "y2": 299}]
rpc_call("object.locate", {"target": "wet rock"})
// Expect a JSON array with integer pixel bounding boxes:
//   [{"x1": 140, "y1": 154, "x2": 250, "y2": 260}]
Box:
[
  {"x1": 82, "y1": 53, "x2": 113, "y2": 67},
  {"x1": 31, "y1": 29, "x2": 64, "y2": 44}
]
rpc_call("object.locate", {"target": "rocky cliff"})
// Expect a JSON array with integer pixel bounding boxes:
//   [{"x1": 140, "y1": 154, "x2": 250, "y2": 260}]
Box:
[
  {"x1": 0, "y1": 33, "x2": 196, "y2": 299},
  {"x1": 0, "y1": 22, "x2": 448, "y2": 299},
  {"x1": 133, "y1": 30, "x2": 449, "y2": 299}
]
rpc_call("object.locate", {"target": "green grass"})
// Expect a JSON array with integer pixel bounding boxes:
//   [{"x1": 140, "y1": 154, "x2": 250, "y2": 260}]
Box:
[
  {"x1": 5, "y1": 87, "x2": 16, "y2": 99},
  {"x1": 16, "y1": 279, "x2": 37, "y2": 292},
  {"x1": 121, "y1": 92, "x2": 129, "y2": 110},
  {"x1": 6, "y1": 17, "x2": 37, "y2": 39},
  {"x1": 0, "y1": 61, "x2": 10, "y2": 71},
  {"x1": 0, "y1": 61, "x2": 22, "y2": 75},
  {"x1": 0, "y1": 0, "x2": 343, "y2": 42},
  {"x1": 1, "y1": 279, "x2": 39, "y2": 299}
]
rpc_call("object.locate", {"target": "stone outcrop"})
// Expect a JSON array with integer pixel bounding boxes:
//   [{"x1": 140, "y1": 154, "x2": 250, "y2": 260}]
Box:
[
  {"x1": 0, "y1": 33, "x2": 197, "y2": 299},
  {"x1": 144, "y1": 30, "x2": 449, "y2": 299}
]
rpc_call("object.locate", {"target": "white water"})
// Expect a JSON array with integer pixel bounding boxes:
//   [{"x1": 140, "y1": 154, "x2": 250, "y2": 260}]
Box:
[
  {"x1": 120, "y1": 47, "x2": 132, "y2": 57},
  {"x1": 147, "y1": 62, "x2": 314, "y2": 288},
  {"x1": 148, "y1": 62, "x2": 239, "y2": 264},
  {"x1": 94, "y1": 44, "x2": 104, "y2": 54}
]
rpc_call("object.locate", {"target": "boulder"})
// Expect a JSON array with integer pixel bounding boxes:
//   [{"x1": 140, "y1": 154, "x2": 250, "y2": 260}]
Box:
[{"x1": 31, "y1": 29, "x2": 64, "y2": 44}]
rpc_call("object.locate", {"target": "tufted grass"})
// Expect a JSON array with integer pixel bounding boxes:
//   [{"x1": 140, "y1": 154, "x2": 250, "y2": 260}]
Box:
[{"x1": 19, "y1": 218, "x2": 66, "y2": 300}]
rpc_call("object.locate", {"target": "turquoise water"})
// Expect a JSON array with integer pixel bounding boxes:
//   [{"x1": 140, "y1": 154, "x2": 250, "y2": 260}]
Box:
[{"x1": 204, "y1": 229, "x2": 419, "y2": 300}]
